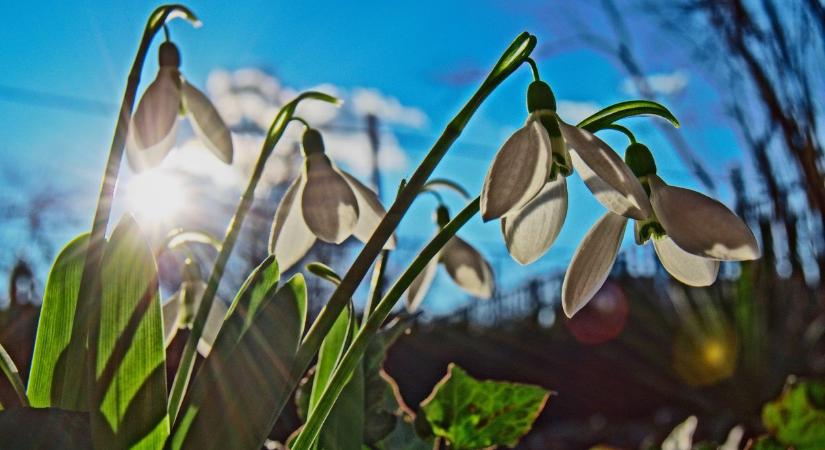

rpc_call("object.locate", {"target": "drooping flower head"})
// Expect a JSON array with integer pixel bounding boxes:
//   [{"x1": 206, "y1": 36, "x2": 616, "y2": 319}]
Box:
[
  {"x1": 482, "y1": 80, "x2": 651, "y2": 265},
  {"x1": 127, "y1": 40, "x2": 233, "y2": 171},
  {"x1": 406, "y1": 205, "x2": 494, "y2": 312},
  {"x1": 269, "y1": 127, "x2": 395, "y2": 271},
  {"x1": 162, "y1": 258, "x2": 226, "y2": 357},
  {"x1": 562, "y1": 142, "x2": 760, "y2": 317}
]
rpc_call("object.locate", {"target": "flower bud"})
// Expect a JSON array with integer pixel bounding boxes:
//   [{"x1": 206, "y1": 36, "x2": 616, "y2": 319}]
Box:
[
  {"x1": 302, "y1": 128, "x2": 326, "y2": 156},
  {"x1": 159, "y1": 41, "x2": 181, "y2": 68},
  {"x1": 624, "y1": 143, "x2": 657, "y2": 178},
  {"x1": 527, "y1": 81, "x2": 556, "y2": 113}
]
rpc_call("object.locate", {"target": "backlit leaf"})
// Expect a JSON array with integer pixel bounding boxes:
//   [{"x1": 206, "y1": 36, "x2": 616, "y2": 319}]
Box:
[
  {"x1": 27, "y1": 234, "x2": 91, "y2": 410},
  {"x1": 169, "y1": 274, "x2": 304, "y2": 450},
  {"x1": 93, "y1": 215, "x2": 168, "y2": 449},
  {"x1": 420, "y1": 364, "x2": 549, "y2": 450}
]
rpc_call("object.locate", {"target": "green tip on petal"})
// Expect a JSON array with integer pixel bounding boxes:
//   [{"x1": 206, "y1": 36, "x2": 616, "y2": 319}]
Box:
[
  {"x1": 624, "y1": 143, "x2": 657, "y2": 178},
  {"x1": 527, "y1": 81, "x2": 556, "y2": 113}
]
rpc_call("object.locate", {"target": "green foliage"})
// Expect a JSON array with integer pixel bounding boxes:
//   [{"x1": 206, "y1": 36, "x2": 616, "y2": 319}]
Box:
[
  {"x1": 93, "y1": 215, "x2": 168, "y2": 449},
  {"x1": 168, "y1": 273, "x2": 304, "y2": 450},
  {"x1": 420, "y1": 364, "x2": 549, "y2": 450},
  {"x1": 747, "y1": 436, "x2": 787, "y2": 450},
  {"x1": 27, "y1": 234, "x2": 91, "y2": 409},
  {"x1": 762, "y1": 379, "x2": 825, "y2": 450},
  {"x1": 577, "y1": 100, "x2": 680, "y2": 133}
]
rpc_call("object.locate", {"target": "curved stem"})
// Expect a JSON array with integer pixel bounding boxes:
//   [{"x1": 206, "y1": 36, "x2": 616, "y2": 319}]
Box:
[
  {"x1": 526, "y1": 57, "x2": 541, "y2": 81},
  {"x1": 292, "y1": 198, "x2": 480, "y2": 450},
  {"x1": 68, "y1": 4, "x2": 198, "y2": 411},
  {"x1": 168, "y1": 91, "x2": 339, "y2": 423},
  {"x1": 288, "y1": 116, "x2": 311, "y2": 129},
  {"x1": 600, "y1": 123, "x2": 637, "y2": 144}
]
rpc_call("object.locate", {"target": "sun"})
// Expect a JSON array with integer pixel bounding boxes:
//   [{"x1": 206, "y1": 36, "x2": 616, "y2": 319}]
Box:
[{"x1": 126, "y1": 170, "x2": 185, "y2": 223}]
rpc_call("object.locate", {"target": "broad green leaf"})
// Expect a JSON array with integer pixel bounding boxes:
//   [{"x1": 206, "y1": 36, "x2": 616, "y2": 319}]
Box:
[
  {"x1": 93, "y1": 215, "x2": 168, "y2": 449},
  {"x1": 169, "y1": 274, "x2": 305, "y2": 450},
  {"x1": 309, "y1": 302, "x2": 353, "y2": 414},
  {"x1": 372, "y1": 413, "x2": 431, "y2": 450},
  {"x1": 210, "y1": 255, "x2": 280, "y2": 356},
  {"x1": 420, "y1": 364, "x2": 549, "y2": 450},
  {"x1": 311, "y1": 304, "x2": 364, "y2": 450},
  {"x1": 762, "y1": 380, "x2": 825, "y2": 450},
  {"x1": 577, "y1": 100, "x2": 680, "y2": 133},
  {"x1": 27, "y1": 234, "x2": 91, "y2": 409},
  {"x1": 0, "y1": 408, "x2": 91, "y2": 449}
]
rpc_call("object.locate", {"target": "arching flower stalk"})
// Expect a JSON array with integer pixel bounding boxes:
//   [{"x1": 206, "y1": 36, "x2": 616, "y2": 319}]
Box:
[
  {"x1": 562, "y1": 142, "x2": 760, "y2": 317},
  {"x1": 162, "y1": 259, "x2": 226, "y2": 357},
  {"x1": 481, "y1": 76, "x2": 651, "y2": 265},
  {"x1": 127, "y1": 38, "x2": 233, "y2": 171},
  {"x1": 406, "y1": 205, "x2": 494, "y2": 312},
  {"x1": 269, "y1": 127, "x2": 395, "y2": 271}
]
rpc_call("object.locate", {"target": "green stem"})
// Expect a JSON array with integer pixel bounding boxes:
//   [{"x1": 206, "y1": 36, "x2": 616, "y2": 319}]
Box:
[
  {"x1": 0, "y1": 343, "x2": 28, "y2": 407},
  {"x1": 167, "y1": 91, "x2": 339, "y2": 424},
  {"x1": 292, "y1": 198, "x2": 480, "y2": 450},
  {"x1": 362, "y1": 249, "x2": 389, "y2": 327},
  {"x1": 262, "y1": 33, "x2": 536, "y2": 440},
  {"x1": 68, "y1": 4, "x2": 198, "y2": 411},
  {"x1": 600, "y1": 123, "x2": 637, "y2": 144},
  {"x1": 526, "y1": 57, "x2": 541, "y2": 81}
]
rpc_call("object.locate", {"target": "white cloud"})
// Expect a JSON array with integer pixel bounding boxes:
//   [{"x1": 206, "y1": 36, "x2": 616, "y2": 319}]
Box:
[
  {"x1": 556, "y1": 100, "x2": 601, "y2": 124},
  {"x1": 351, "y1": 88, "x2": 428, "y2": 128},
  {"x1": 622, "y1": 70, "x2": 689, "y2": 96},
  {"x1": 184, "y1": 67, "x2": 429, "y2": 191}
]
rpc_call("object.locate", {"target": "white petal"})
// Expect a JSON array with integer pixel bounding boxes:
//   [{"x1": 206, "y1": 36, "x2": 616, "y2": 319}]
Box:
[
  {"x1": 301, "y1": 154, "x2": 360, "y2": 244},
  {"x1": 559, "y1": 121, "x2": 652, "y2": 219},
  {"x1": 649, "y1": 176, "x2": 760, "y2": 260},
  {"x1": 181, "y1": 80, "x2": 234, "y2": 164},
  {"x1": 162, "y1": 294, "x2": 180, "y2": 346},
  {"x1": 406, "y1": 255, "x2": 439, "y2": 312},
  {"x1": 440, "y1": 237, "x2": 494, "y2": 298},
  {"x1": 340, "y1": 171, "x2": 396, "y2": 250},
  {"x1": 654, "y1": 236, "x2": 719, "y2": 286},
  {"x1": 480, "y1": 119, "x2": 551, "y2": 220},
  {"x1": 662, "y1": 416, "x2": 697, "y2": 450},
  {"x1": 269, "y1": 176, "x2": 316, "y2": 271},
  {"x1": 501, "y1": 177, "x2": 568, "y2": 265},
  {"x1": 126, "y1": 67, "x2": 181, "y2": 172},
  {"x1": 562, "y1": 212, "x2": 627, "y2": 317},
  {"x1": 196, "y1": 295, "x2": 228, "y2": 357}
]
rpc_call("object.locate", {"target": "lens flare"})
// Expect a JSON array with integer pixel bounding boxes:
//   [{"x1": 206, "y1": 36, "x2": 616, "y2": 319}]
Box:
[{"x1": 127, "y1": 170, "x2": 184, "y2": 223}]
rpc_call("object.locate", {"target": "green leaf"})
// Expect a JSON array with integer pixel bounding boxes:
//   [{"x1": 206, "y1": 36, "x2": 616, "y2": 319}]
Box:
[
  {"x1": 0, "y1": 408, "x2": 91, "y2": 449},
  {"x1": 372, "y1": 414, "x2": 431, "y2": 450},
  {"x1": 0, "y1": 342, "x2": 28, "y2": 407},
  {"x1": 420, "y1": 364, "x2": 549, "y2": 450},
  {"x1": 93, "y1": 215, "x2": 168, "y2": 449},
  {"x1": 310, "y1": 302, "x2": 354, "y2": 415},
  {"x1": 310, "y1": 304, "x2": 364, "y2": 450},
  {"x1": 577, "y1": 100, "x2": 680, "y2": 132},
  {"x1": 27, "y1": 234, "x2": 91, "y2": 409},
  {"x1": 762, "y1": 379, "x2": 825, "y2": 450},
  {"x1": 169, "y1": 274, "x2": 305, "y2": 450}
]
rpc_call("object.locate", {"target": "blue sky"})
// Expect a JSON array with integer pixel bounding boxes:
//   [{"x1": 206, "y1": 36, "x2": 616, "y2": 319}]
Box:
[{"x1": 0, "y1": 1, "x2": 748, "y2": 313}]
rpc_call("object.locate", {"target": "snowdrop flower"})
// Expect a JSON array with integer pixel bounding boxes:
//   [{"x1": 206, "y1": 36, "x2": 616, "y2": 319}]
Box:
[
  {"x1": 269, "y1": 127, "x2": 395, "y2": 271},
  {"x1": 162, "y1": 260, "x2": 227, "y2": 357},
  {"x1": 562, "y1": 143, "x2": 759, "y2": 317},
  {"x1": 406, "y1": 206, "x2": 494, "y2": 312},
  {"x1": 127, "y1": 41, "x2": 233, "y2": 171},
  {"x1": 481, "y1": 81, "x2": 651, "y2": 265}
]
